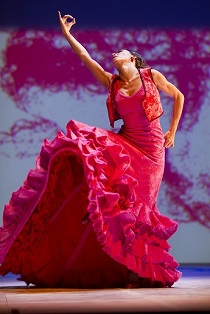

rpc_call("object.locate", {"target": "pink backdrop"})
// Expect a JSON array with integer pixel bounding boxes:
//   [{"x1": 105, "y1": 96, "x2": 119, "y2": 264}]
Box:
[{"x1": 0, "y1": 28, "x2": 209, "y2": 262}]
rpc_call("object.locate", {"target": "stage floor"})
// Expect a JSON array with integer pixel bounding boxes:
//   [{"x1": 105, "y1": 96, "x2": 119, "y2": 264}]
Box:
[{"x1": 0, "y1": 265, "x2": 210, "y2": 314}]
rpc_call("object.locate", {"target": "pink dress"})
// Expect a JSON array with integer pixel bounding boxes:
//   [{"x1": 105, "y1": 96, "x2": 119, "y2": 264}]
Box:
[{"x1": 0, "y1": 75, "x2": 181, "y2": 288}]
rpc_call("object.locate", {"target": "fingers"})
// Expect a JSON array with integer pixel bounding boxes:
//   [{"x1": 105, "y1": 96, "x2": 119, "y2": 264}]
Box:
[
  {"x1": 58, "y1": 11, "x2": 74, "y2": 21},
  {"x1": 163, "y1": 130, "x2": 175, "y2": 148},
  {"x1": 164, "y1": 139, "x2": 174, "y2": 148},
  {"x1": 63, "y1": 14, "x2": 74, "y2": 19},
  {"x1": 164, "y1": 137, "x2": 174, "y2": 148},
  {"x1": 164, "y1": 143, "x2": 174, "y2": 148}
]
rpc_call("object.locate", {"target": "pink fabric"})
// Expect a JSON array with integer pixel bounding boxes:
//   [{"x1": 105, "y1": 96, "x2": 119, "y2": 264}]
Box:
[
  {"x1": 106, "y1": 68, "x2": 163, "y2": 128},
  {"x1": 0, "y1": 81, "x2": 181, "y2": 288},
  {"x1": 106, "y1": 74, "x2": 121, "y2": 127},
  {"x1": 139, "y1": 68, "x2": 164, "y2": 121}
]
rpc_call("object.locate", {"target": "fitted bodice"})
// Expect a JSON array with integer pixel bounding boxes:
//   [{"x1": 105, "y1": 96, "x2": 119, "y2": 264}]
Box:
[{"x1": 114, "y1": 83, "x2": 164, "y2": 159}]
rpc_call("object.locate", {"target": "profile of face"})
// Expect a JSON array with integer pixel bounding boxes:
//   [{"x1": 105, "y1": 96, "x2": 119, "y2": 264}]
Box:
[{"x1": 112, "y1": 50, "x2": 133, "y2": 69}]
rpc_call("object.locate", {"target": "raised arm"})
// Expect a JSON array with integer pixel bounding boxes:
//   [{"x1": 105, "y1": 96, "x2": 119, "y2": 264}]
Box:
[
  {"x1": 151, "y1": 69, "x2": 184, "y2": 148},
  {"x1": 58, "y1": 11, "x2": 112, "y2": 89}
]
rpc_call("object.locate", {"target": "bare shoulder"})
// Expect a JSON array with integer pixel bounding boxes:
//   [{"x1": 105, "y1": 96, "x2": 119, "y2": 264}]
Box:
[
  {"x1": 151, "y1": 68, "x2": 181, "y2": 98},
  {"x1": 105, "y1": 72, "x2": 118, "y2": 89},
  {"x1": 107, "y1": 72, "x2": 114, "y2": 84},
  {"x1": 151, "y1": 68, "x2": 167, "y2": 84}
]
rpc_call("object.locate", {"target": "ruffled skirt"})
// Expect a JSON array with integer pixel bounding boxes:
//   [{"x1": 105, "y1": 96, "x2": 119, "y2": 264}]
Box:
[{"x1": 0, "y1": 120, "x2": 181, "y2": 288}]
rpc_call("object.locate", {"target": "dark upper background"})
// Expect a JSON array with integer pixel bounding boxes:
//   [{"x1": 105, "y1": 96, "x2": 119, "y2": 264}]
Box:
[{"x1": 0, "y1": 0, "x2": 210, "y2": 29}]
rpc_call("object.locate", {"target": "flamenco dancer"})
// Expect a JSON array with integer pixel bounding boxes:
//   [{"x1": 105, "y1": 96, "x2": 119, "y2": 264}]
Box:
[{"x1": 0, "y1": 11, "x2": 184, "y2": 288}]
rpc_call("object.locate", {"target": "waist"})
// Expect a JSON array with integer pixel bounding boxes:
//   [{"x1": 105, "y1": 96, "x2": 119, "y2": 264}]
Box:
[{"x1": 118, "y1": 120, "x2": 164, "y2": 153}]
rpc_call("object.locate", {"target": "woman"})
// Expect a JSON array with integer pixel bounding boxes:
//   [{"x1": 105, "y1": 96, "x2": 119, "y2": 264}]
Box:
[{"x1": 0, "y1": 11, "x2": 184, "y2": 288}]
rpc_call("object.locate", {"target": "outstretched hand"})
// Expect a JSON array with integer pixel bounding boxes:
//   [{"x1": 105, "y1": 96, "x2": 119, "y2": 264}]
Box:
[{"x1": 58, "y1": 11, "x2": 76, "y2": 35}]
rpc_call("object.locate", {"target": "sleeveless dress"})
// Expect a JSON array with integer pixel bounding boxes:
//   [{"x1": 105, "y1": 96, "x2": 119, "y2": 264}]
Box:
[{"x1": 0, "y1": 74, "x2": 181, "y2": 288}]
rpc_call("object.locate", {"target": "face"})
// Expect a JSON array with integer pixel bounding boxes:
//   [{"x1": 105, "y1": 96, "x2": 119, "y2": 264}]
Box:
[{"x1": 112, "y1": 50, "x2": 133, "y2": 69}]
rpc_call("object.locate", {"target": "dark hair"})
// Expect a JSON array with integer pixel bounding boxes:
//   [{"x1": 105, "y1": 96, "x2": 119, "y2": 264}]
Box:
[{"x1": 128, "y1": 50, "x2": 148, "y2": 69}]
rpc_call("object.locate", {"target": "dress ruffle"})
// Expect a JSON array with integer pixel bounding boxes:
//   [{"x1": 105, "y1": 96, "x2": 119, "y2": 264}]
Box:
[{"x1": 0, "y1": 120, "x2": 181, "y2": 288}]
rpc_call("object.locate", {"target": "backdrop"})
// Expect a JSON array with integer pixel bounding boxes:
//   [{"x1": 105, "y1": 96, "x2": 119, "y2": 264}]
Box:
[{"x1": 0, "y1": 0, "x2": 210, "y2": 264}]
